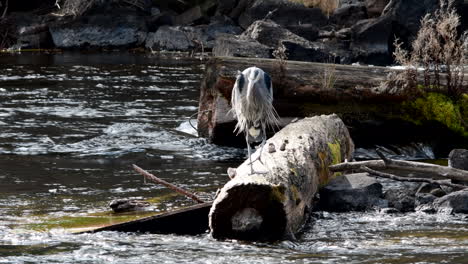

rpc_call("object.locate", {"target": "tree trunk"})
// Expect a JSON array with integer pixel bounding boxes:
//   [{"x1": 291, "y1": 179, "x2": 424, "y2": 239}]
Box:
[{"x1": 208, "y1": 114, "x2": 354, "y2": 241}]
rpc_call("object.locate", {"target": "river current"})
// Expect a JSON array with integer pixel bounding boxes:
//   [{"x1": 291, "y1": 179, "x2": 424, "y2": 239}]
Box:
[{"x1": 0, "y1": 53, "x2": 466, "y2": 263}]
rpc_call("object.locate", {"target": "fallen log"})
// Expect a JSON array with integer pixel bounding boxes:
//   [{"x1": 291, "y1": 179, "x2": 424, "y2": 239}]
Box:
[
  {"x1": 329, "y1": 158, "x2": 468, "y2": 184},
  {"x1": 197, "y1": 56, "x2": 468, "y2": 148},
  {"x1": 360, "y1": 166, "x2": 467, "y2": 190},
  {"x1": 209, "y1": 114, "x2": 354, "y2": 241}
]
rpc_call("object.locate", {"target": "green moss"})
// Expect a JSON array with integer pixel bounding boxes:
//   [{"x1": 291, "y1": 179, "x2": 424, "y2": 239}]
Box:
[
  {"x1": 327, "y1": 141, "x2": 341, "y2": 165},
  {"x1": 270, "y1": 185, "x2": 286, "y2": 203},
  {"x1": 402, "y1": 92, "x2": 468, "y2": 136},
  {"x1": 27, "y1": 211, "x2": 158, "y2": 232}
]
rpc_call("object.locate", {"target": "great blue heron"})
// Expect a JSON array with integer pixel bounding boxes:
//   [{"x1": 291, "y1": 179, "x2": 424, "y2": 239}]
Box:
[{"x1": 230, "y1": 66, "x2": 279, "y2": 174}]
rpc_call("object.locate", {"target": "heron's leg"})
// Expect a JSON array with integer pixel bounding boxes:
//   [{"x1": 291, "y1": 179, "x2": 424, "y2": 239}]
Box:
[
  {"x1": 246, "y1": 133, "x2": 255, "y2": 175},
  {"x1": 248, "y1": 124, "x2": 267, "y2": 165}
]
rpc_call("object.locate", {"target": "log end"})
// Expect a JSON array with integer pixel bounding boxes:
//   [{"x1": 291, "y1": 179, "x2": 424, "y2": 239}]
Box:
[{"x1": 209, "y1": 183, "x2": 287, "y2": 241}]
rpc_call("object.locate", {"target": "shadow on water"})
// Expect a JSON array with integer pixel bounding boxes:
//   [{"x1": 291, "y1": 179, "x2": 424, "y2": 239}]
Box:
[{"x1": 0, "y1": 52, "x2": 467, "y2": 263}]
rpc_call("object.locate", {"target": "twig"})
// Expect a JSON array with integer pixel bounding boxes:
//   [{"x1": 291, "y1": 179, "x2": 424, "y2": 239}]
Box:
[
  {"x1": 132, "y1": 164, "x2": 205, "y2": 203},
  {"x1": 188, "y1": 109, "x2": 211, "y2": 132},
  {"x1": 360, "y1": 166, "x2": 467, "y2": 189},
  {"x1": 1, "y1": 0, "x2": 8, "y2": 19}
]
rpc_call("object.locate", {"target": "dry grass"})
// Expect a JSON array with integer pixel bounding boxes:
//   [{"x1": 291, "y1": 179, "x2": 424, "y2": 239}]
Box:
[
  {"x1": 290, "y1": 0, "x2": 339, "y2": 17},
  {"x1": 392, "y1": 0, "x2": 467, "y2": 98},
  {"x1": 321, "y1": 59, "x2": 337, "y2": 90}
]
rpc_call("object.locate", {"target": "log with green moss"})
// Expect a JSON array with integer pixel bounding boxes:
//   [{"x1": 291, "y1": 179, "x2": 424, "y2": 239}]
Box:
[
  {"x1": 197, "y1": 56, "x2": 468, "y2": 148},
  {"x1": 208, "y1": 114, "x2": 354, "y2": 241}
]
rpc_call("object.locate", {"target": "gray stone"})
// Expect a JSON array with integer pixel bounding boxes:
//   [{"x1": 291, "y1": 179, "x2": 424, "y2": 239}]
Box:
[
  {"x1": 50, "y1": 14, "x2": 147, "y2": 48},
  {"x1": 213, "y1": 34, "x2": 273, "y2": 58},
  {"x1": 109, "y1": 199, "x2": 150, "y2": 213},
  {"x1": 318, "y1": 173, "x2": 387, "y2": 212},
  {"x1": 145, "y1": 26, "x2": 195, "y2": 51},
  {"x1": 416, "y1": 182, "x2": 441, "y2": 194},
  {"x1": 384, "y1": 187, "x2": 415, "y2": 212},
  {"x1": 415, "y1": 193, "x2": 437, "y2": 207},
  {"x1": 448, "y1": 149, "x2": 468, "y2": 170},
  {"x1": 365, "y1": 0, "x2": 390, "y2": 17},
  {"x1": 237, "y1": 0, "x2": 327, "y2": 29},
  {"x1": 433, "y1": 189, "x2": 468, "y2": 214},
  {"x1": 331, "y1": 4, "x2": 368, "y2": 28}
]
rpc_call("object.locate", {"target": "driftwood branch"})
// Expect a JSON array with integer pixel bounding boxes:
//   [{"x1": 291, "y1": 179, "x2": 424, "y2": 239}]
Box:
[
  {"x1": 330, "y1": 159, "x2": 468, "y2": 184},
  {"x1": 360, "y1": 166, "x2": 467, "y2": 190},
  {"x1": 132, "y1": 164, "x2": 205, "y2": 203}
]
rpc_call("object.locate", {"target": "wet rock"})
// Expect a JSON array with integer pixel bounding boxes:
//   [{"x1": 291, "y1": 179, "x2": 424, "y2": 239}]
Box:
[
  {"x1": 416, "y1": 182, "x2": 441, "y2": 194},
  {"x1": 331, "y1": 4, "x2": 368, "y2": 28},
  {"x1": 109, "y1": 199, "x2": 150, "y2": 213},
  {"x1": 384, "y1": 186, "x2": 415, "y2": 212},
  {"x1": 433, "y1": 189, "x2": 468, "y2": 214},
  {"x1": 448, "y1": 149, "x2": 468, "y2": 171},
  {"x1": 415, "y1": 193, "x2": 437, "y2": 207},
  {"x1": 50, "y1": 14, "x2": 147, "y2": 48},
  {"x1": 318, "y1": 173, "x2": 387, "y2": 212},
  {"x1": 213, "y1": 34, "x2": 273, "y2": 58},
  {"x1": 379, "y1": 207, "x2": 400, "y2": 214},
  {"x1": 237, "y1": 0, "x2": 327, "y2": 29}
]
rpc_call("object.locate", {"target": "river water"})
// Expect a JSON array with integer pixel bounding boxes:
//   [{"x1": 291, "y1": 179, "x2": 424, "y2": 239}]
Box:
[{"x1": 0, "y1": 53, "x2": 467, "y2": 263}]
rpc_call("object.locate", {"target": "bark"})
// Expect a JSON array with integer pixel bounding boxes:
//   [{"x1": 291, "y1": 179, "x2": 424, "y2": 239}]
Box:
[{"x1": 209, "y1": 114, "x2": 354, "y2": 241}]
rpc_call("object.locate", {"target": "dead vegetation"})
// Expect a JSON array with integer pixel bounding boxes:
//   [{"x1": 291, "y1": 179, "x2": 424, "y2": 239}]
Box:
[
  {"x1": 291, "y1": 0, "x2": 339, "y2": 17},
  {"x1": 391, "y1": 0, "x2": 468, "y2": 98}
]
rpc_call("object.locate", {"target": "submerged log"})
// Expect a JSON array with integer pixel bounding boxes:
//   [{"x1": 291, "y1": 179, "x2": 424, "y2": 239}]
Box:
[
  {"x1": 209, "y1": 114, "x2": 354, "y2": 241},
  {"x1": 85, "y1": 202, "x2": 212, "y2": 235}
]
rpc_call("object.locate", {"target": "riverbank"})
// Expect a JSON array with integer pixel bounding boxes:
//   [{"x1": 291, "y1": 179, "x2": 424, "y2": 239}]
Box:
[{"x1": 1, "y1": 0, "x2": 467, "y2": 66}]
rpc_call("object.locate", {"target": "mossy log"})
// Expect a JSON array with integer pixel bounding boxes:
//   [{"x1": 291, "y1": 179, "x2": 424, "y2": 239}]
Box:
[
  {"x1": 197, "y1": 56, "x2": 468, "y2": 148},
  {"x1": 209, "y1": 114, "x2": 354, "y2": 241}
]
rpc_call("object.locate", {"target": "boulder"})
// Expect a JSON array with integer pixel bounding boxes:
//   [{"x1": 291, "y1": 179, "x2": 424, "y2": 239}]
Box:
[
  {"x1": 384, "y1": 186, "x2": 416, "y2": 212},
  {"x1": 365, "y1": 0, "x2": 390, "y2": 17},
  {"x1": 317, "y1": 173, "x2": 387, "y2": 212},
  {"x1": 146, "y1": 26, "x2": 196, "y2": 51},
  {"x1": 331, "y1": 4, "x2": 368, "y2": 28},
  {"x1": 213, "y1": 34, "x2": 273, "y2": 58},
  {"x1": 415, "y1": 193, "x2": 437, "y2": 207},
  {"x1": 433, "y1": 189, "x2": 468, "y2": 214},
  {"x1": 237, "y1": 0, "x2": 328, "y2": 29},
  {"x1": 50, "y1": 14, "x2": 147, "y2": 48},
  {"x1": 448, "y1": 149, "x2": 468, "y2": 171},
  {"x1": 350, "y1": 16, "x2": 393, "y2": 65},
  {"x1": 285, "y1": 24, "x2": 319, "y2": 42}
]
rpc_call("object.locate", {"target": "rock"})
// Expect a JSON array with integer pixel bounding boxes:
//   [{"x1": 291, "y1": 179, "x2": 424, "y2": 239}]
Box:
[
  {"x1": 241, "y1": 19, "x2": 310, "y2": 48},
  {"x1": 213, "y1": 34, "x2": 273, "y2": 58},
  {"x1": 285, "y1": 24, "x2": 319, "y2": 42},
  {"x1": 237, "y1": 0, "x2": 328, "y2": 29},
  {"x1": 379, "y1": 207, "x2": 400, "y2": 214},
  {"x1": 382, "y1": 0, "x2": 439, "y2": 42},
  {"x1": 415, "y1": 193, "x2": 437, "y2": 207},
  {"x1": 174, "y1": 5, "x2": 204, "y2": 25},
  {"x1": 109, "y1": 199, "x2": 150, "y2": 213},
  {"x1": 365, "y1": 0, "x2": 390, "y2": 17},
  {"x1": 384, "y1": 187, "x2": 415, "y2": 212},
  {"x1": 331, "y1": 4, "x2": 368, "y2": 28},
  {"x1": 146, "y1": 17, "x2": 242, "y2": 52},
  {"x1": 318, "y1": 173, "x2": 387, "y2": 212},
  {"x1": 433, "y1": 189, "x2": 468, "y2": 214},
  {"x1": 50, "y1": 14, "x2": 147, "y2": 48},
  {"x1": 416, "y1": 182, "x2": 441, "y2": 194},
  {"x1": 146, "y1": 26, "x2": 195, "y2": 51},
  {"x1": 448, "y1": 149, "x2": 468, "y2": 170},
  {"x1": 430, "y1": 188, "x2": 447, "y2": 197},
  {"x1": 350, "y1": 16, "x2": 393, "y2": 65},
  {"x1": 279, "y1": 41, "x2": 338, "y2": 63}
]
